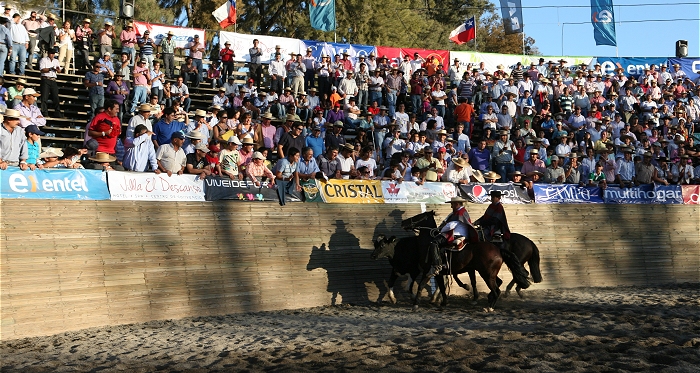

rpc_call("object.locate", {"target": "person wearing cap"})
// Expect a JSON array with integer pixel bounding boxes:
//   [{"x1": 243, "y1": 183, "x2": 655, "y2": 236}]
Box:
[
  {"x1": 246, "y1": 150, "x2": 275, "y2": 186},
  {"x1": 544, "y1": 155, "x2": 565, "y2": 183},
  {"x1": 305, "y1": 124, "x2": 324, "y2": 157},
  {"x1": 8, "y1": 13, "x2": 29, "y2": 76},
  {"x1": 248, "y1": 39, "x2": 263, "y2": 86},
  {"x1": 0, "y1": 109, "x2": 29, "y2": 170},
  {"x1": 73, "y1": 18, "x2": 93, "y2": 70},
  {"x1": 119, "y1": 22, "x2": 137, "y2": 66},
  {"x1": 23, "y1": 124, "x2": 44, "y2": 169},
  {"x1": 183, "y1": 142, "x2": 213, "y2": 178},
  {"x1": 39, "y1": 47, "x2": 63, "y2": 118},
  {"x1": 155, "y1": 131, "x2": 187, "y2": 176},
  {"x1": 273, "y1": 147, "x2": 302, "y2": 205},
  {"x1": 123, "y1": 124, "x2": 159, "y2": 173},
  {"x1": 84, "y1": 62, "x2": 106, "y2": 116},
  {"x1": 96, "y1": 21, "x2": 114, "y2": 58},
  {"x1": 426, "y1": 196, "x2": 477, "y2": 276},
  {"x1": 96, "y1": 51, "x2": 115, "y2": 78},
  {"x1": 8, "y1": 78, "x2": 26, "y2": 108},
  {"x1": 14, "y1": 88, "x2": 44, "y2": 128},
  {"x1": 138, "y1": 30, "x2": 156, "y2": 69},
  {"x1": 159, "y1": 31, "x2": 177, "y2": 78},
  {"x1": 87, "y1": 100, "x2": 121, "y2": 155}
]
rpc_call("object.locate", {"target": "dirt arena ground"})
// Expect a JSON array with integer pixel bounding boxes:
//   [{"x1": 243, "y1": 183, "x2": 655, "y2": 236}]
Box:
[{"x1": 2, "y1": 284, "x2": 699, "y2": 373}]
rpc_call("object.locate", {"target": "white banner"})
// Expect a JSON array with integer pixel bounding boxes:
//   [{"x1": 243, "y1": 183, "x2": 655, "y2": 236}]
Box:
[
  {"x1": 133, "y1": 21, "x2": 206, "y2": 49},
  {"x1": 107, "y1": 171, "x2": 205, "y2": 201},
  {"x1": 219, "y1": 31, "x2": 303, "y2": 64},
  {"x1": 382, "y1": 181, "x2": 458, "y2": 204},
  {"x1": 449, "y1": 51, "x2": 593, "y2": 76}
]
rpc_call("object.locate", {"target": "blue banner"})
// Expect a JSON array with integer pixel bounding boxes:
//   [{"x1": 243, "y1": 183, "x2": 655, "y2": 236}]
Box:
[
  {"x1": 594, "y1": 57, "x2": 668, "y2": 77},
  {"x1": 604, "y1": 184, "x2": 683, "y2": 204},
  {"x1": 301, "y1": 40, "x2": 376, "y2": 65},
  {"x1": 590, "y1": 0, "x2": 617, "y2": 46},
  {"x1": 499, "y1": 0, "x2": 523, "y2": 35},
  {"x1": 533, "y1": 184, "x2": 604, "y2": 204},
  {"x1": 309, "y1": 0, "x2": 336, "y2": 32},
  {"x1": 667, "y1": 57, "x2": 700, "y2": 82},
  {"x1": 0, "y1": 168, "x2": 110, "y2": 200}
]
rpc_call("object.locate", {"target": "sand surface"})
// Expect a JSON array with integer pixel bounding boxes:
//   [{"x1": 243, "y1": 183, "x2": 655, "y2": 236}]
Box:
[{"x1": 2, "y1": 284, "x2": 699, "y2": 373}]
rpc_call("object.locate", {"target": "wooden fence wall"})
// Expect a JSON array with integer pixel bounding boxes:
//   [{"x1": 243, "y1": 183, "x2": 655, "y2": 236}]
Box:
[{"x1": 1, "y1": 200, "x2": 698, "y2": 340}]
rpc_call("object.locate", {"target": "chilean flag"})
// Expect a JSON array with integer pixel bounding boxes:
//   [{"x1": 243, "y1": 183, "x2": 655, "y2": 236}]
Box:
[
  {"x1": 212, "y1": 0, "x2": 237, "y2": 28},
  {"x1": 449, "y1": 16, "x2": 476, "y2": 44}
]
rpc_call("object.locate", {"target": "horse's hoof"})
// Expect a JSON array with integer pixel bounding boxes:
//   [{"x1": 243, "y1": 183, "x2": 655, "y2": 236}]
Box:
[
  {"x1": 412, "y1": 305, "x2": 419, "y2": 312},
  {"x1": 389, "y1": 297, "x2": 397, "y2": 304},
  {"x1": 517, "y1": 291, "x2": 524, "y2": 299},
  {"x1": 503, "y1": 291, "x2": 510, "y2": 298},
  {"x1": 482, "y1": 307, "x2": 495, "y2": 313}
]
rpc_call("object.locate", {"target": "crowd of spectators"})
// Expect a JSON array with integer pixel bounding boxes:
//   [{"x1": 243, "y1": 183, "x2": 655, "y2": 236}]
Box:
[{"x1": 0, "y1": 11, "x2": 699, "y2": 192}]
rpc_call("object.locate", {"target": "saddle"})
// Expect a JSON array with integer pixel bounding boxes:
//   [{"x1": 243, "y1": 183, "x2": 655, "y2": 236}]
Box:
[{"x1": 444, "y1": 237, "x2": 466, "y2": 252}]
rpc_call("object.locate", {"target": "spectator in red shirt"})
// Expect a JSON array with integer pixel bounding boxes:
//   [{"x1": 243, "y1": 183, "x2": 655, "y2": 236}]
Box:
[
  {"x1": 454, "y1": 98, "x2": 476, "y2": 136},
  {"x1": 219, "y1": 41, "x2": 235, "y2": 80},
  {"x1": 87, "y1": 100, "x2": 121, "y2": 155}
]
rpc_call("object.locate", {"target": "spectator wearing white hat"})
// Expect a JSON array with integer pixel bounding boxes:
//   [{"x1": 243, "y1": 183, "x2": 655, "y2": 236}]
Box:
[
  {"x1": 96, "y1": 21, "x2": 114, "y2": 58},
  {"x1": 15, "y1": 88, "x2": 45, "y2": 129},
  {"x1": 0, "y1": 109, "x2": 29, "y2": 170},
  {"x1": 75, "y1": 18, "x2": 93, "y2": 70}
]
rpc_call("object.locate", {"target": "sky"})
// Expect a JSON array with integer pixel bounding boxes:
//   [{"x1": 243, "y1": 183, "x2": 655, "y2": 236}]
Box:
[{"x1": 499, "y1": 0, "x2": 700, "y2": 58}]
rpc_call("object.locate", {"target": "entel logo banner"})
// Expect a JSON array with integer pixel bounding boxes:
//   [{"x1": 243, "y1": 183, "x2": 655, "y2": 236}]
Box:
[{"x1": 1, "y1": 168, "x2": 110, "y2": 200}]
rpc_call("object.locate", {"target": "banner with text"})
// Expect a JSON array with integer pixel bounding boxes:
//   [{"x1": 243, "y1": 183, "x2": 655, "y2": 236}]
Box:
[
  {"x1": 604, "y1": 184, "x2": 683, "y2": 204},
  {"x1": 667, "y1": 57, "x2": 700, "y2": 82},
  {"x1": 374, "y1": 47, "x2": 450, "y2": 70},
  {"x1": 107, "y1": 171, "x2": 205, "y2": 201},
  {"x1": 204, "y1": 176, "x2": 278, "y2": 201},
  {"x1": 449, "y1": 50, "x2": 593, "y2": 75},
  {"x1": 133, "y1": 22, "x2": 206, "y2": 49},
  {"x1": 533, "y1": 184, "x2": 604, "y2": 204},
  {"x1": 0, "y1": 167, "x2": 109, "y2": 200},
  {"x1": 460, "y1": 183, "x2": 532, "y2": 204},
  {"x1": 316, "y1": 179, "x2": 384, "y2": 203},
  {"x1": 681, "y1": 185, "x2": 700, "y2": 205},
  {"x1": 301, "y1": 40, "x2": 377, "y2": 65},
  {"x1": 382, "y1": 181, "x2": 458, "y2": 204},
  {"x1": 219, "y1": 31, "x2": 303, "y2": 64},
  {"x1": 592, "y1": 57, "x2": 668, "y2": 77}
]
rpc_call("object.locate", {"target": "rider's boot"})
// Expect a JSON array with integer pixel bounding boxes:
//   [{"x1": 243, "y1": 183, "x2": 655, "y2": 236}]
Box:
[{"x1": 428, "y1": 235, "x2": 448, "y2": 277}]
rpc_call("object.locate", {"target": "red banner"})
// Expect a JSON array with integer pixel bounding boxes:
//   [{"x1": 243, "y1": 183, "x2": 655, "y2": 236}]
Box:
[
  {"x1": 681, "y1": 185, "x2": 700, "y2": 204},
  {"x1": 375, "y1": 46, "x2": 450, "y2": 71}
]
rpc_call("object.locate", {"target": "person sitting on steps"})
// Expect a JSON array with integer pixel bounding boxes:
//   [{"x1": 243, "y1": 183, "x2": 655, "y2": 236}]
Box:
[{"x1": 428, "y1": 196, "x2": 478, "y2": 277}]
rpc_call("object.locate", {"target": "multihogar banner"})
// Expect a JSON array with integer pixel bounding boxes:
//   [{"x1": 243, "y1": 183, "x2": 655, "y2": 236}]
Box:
[
  {"x1": 133, "y1": 22, "x2": 205, "y2": 49},
  {"x1": 667, "y1": 58, "x2": 700, "y2": 82},
  {"x1": 459, "y1": 183, "x2": 532, "y2": 204},
  {"x1": 593, "y1": 57, "x2": 668, "y2": 77},
  {"x1": 604, "y1": 184, "x2": 683, "y2": 204},
  {"x1": 301, "y1": 40, "x2": 376, "y2": 65},
  {"x1": 315, "y1": 179, "x2": 384, "y2": 203},
  {"x1": 219, "y1": 31, "x2": 303, "y2": 64},
  {"x1": 107, "y1": 171, "x2": 205, "y2": 201},
  {"x1": 533, "y1": 184, "x2": 604, "y2": 204},
  {"x1": 381, "y1": 181, "x2": 458, "y2": 204},
  {"x1": 0, "y1": 168, "x2": 109, "y2": 200}
]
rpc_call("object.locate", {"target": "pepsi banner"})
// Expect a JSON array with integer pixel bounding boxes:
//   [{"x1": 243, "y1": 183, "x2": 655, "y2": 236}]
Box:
[
  {"x1": 459, "y1": 183, "x2": 531, "y2": 204},
  {"x1": 0, "y1": 167, "x2": 110, "y2": 200},
  {"x1": 594, "y1": 57, "x2": 668, "y2": 77},
  {"x1": 382, "y1": 181, "x2": 458, "y2": 204},
  {"x1": 300, "y1": 40, "x2": 376, "y2": 65},
  {"x1": 604, "y1": 184, "x2": 683, "y2": 204},
  {"x1": 533, "y1": 184, "x2": 604, "y2": 204},
  {"x1": 667, "y1": 58, "x2": 700, "y2": 82},
  {"x1": 590, "y1": 0, "x2": 617, "y2": 47},
  {"x1": 681, "y1": 185, "x2": 700, "y2": 205}
]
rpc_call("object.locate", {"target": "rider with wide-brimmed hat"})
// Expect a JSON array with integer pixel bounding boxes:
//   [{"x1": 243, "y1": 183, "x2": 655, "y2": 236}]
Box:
[
  {"x1": 474, "y1": 191, "x2": 512, "y2": 248},
  {"x1": 427, "y1": 196, "x2": 478, "y2": 276}
]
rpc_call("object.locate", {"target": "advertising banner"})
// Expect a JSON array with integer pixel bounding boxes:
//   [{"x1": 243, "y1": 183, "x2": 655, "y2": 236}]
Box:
[
  {"x1": 604, "y1": 184, "x2": 683, "y2": 205},
  {"x1": 449, "y1": 50, "x2": 593, "y2": 75},
  {"x1": 499, "y1": 0, "x2": 524, "y2": 35},
  {"x1": 603, "y1": 184, "x2": 683, "y2": 204},
  {"x1": 533, "y1": 184, "x2": 604, "y2": 204},
  {"x1": 219, "y1": 31, "x2": 303, "y2": 64},
  {"x1": 0, "y1": 168, "x2": 109, "y2": 200},
  {"x1": 300, "y1": 40, "x2": 376, "y2": 65},
  {"x1": 382, "y1": 181, "x2": 458, "y2": 204},
  {"x1": 107, "y1": 172, "x2": 205, "y2": 201},
  {"x1": 309, "y1": 0, "x2": 336, "y2": 32},
  {"x1": 301, "y1": 180, "x2": 324, "y2": 203},
  {"x1": 133, "y1": 21, "x2": 206, "y2": 49},
  {"x1": 375, "y1": 47, "x2": 450, "y2": 70},
  {"x1": 203, "y1": 176, "x2": 278, "y2": 202},
  {"x1": 460, "y1": 183, "x2": 532, "y2": 204},
  {"x1": 593, "y1": 57, "x2": 668, "y2": 77},
  {"x1": 317, "y1": 179, "x2": 384, "y2": 203},
  {"x1": 590, "y1": 0, "x2": 617, "y2": 46},
  {"x1": 667, "y1": 57, "x2": 700, "y2": 82},
  {"x1": 681, "y1": 185, "x2": 700, "y2": 205}
]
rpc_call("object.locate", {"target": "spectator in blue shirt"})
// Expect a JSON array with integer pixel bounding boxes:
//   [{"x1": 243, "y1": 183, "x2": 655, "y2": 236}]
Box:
[
  {"x1": 152, "y1": 107, "x2": 186, "y2": 148},
  {"x1": 468, "y1": 139, "x2": 491, "y2": 172},
  {"x1": 305, "y1": 126, "x2": 325, "y2": 157},
  {"x1": 297, "y1": 146, "x2": 321, "y2": 181}
]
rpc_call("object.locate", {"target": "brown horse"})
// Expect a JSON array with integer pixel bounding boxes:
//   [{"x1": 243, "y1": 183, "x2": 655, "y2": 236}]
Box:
[
  {"x1": 401, "y1": 211, "x2": 531, "y2": 310},
  {"x1": 454, "y1": 232, "x2": 543, "y2": 300}
]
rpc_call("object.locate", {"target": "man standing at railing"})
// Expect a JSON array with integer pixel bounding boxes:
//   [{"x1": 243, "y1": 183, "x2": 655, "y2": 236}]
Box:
[
  {"x1": 248, "y1": 39, "x2": 262, "y2": 87},
  {"x1": 160, "y1": 31, "x2": 176, "y2": 79},
  {"x1": 39, "y1": 48, "x2": 63, "y2": 118},
  {"x1": 187, "y1": 34, "x2": 204, "y2": 87},
  {"x1": 219, "y1": 41, "x2": 235, "y2": 80}
]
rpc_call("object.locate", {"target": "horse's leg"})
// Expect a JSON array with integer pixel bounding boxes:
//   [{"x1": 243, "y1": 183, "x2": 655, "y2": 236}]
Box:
[
  {"x1": 504, "y1": 279, "x2": 516, "y2": 298},
  {"x1": 386, "y1": 271, "x2": 399, "y2": 304},
  {"x1": 453, "y1": 274, "x2": 470, "y2": 291},
  {"x1": 435, "y1": 275, "x2": 448, "y2": 307},
  {"x1": 484, "y1": 271, "x2": 501, "y2": 311},
  {"x1": 413, "y1": 272, "x2": 432, "y2": 310},
  {"x1": 516, "y1": 285, "x2": 524, "y2": 299},
  {"x1": 468, "y1": 269, "x2": 479, "y2": 303},
  {"x1": 405, "y1": 273, "x2": 414, "y2": 294}
]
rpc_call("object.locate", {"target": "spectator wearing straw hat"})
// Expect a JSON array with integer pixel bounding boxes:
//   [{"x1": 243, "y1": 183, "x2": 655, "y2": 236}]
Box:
[
  {"x1": 160, "y1": 31, "x2": 177, "y2": 79},
  {"x1": 125, "y1": 104, "x2": 153, "y2": 139},
  {"x1": 0, "y1": 109, "x2": 29, "y2": 170},
  {"x1": 75, "y1": 18, "x2": 93, "y2": 70},
  {"x1": 15, "y1": 88, "x2": 45, "y2": 129},
  {"x1": 96, "y1": 20, "x2": 114, "y2": 58}
]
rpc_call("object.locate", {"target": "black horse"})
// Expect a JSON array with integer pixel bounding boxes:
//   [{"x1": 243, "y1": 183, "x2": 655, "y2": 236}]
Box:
[
  {"x1": 371, "y1": 234, "x2": 431, "y2": 303},
  {"x1": 453, "y1": 232, "x2": 543, "y2": 300},
  {"x1": 401, "y1": 211, "x2": 531, "y2": 310}
]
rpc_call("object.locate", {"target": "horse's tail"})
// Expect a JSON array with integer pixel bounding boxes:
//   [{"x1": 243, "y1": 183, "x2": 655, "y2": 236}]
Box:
[
  {"x1": 500, "y1": 248, "x2": 531, "y2": 290},
  {"x1": 527, "y1": 239, "x2": 543, "y2": 283}
]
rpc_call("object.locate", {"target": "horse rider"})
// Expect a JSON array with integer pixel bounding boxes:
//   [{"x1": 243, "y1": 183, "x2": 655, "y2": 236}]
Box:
[
  {"x1": 428, "y1": 196, "x2": 479, "y2": 277},
  {"x1": 474, "y1": 190, "x2": 512, "y2": 250}
]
